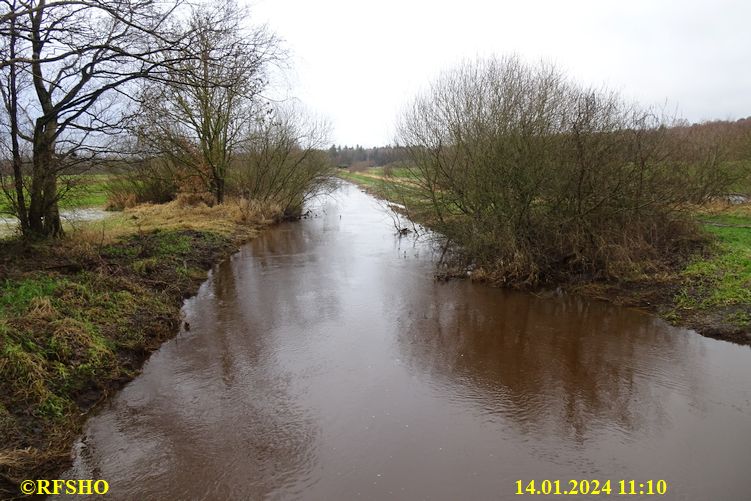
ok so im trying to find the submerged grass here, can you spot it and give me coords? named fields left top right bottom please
left=0, top=196, right=280, bottom=496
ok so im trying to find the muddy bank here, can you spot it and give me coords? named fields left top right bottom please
left=573, top=279, right=751, bottom=346
left=0, top=225, right=265, bottom=498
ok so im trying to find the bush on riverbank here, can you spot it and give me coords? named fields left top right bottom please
left=395, top=56, right=750, bottom=285
left=105, top=159, right=180, bottom=210
left=227, top=107, right=336, bottom=219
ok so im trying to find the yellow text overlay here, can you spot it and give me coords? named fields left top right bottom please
left=20, top=479, right=109, bottom=496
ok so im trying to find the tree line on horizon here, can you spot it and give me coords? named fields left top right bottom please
left=329, top=116, right=751, bottom=176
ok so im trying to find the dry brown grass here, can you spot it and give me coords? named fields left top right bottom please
left=105, top=190, right=138, bottom=211
left=0, top=444, right=73, bottom=487
left=0, top=448, right=47, bottom=481
left=25, top=297, right=57, bottom=321
left=694, top=200, right=751, bottom=218
left=69, top=196, right=283, bottom=247
left=124, top=197, right=282, bottom=234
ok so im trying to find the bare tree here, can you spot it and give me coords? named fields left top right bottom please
left=0, top=0, right=27, bottom=228
left=133, top=0, right=282, bottom=205
left=0, top=0, right=186, bottom=237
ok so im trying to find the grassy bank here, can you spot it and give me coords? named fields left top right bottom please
left=338, top=168, right=403, bottom=196
left=670, top=206, right=751, bottom=342
left=0, top=198, right=280, bottom=497
left=341, top=167, right=751, bottom=345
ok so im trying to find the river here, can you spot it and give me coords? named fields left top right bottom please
left=60, top=183, right=751, bottom=500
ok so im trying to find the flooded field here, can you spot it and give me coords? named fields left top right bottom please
left=0, top=208, right=109, bottom=238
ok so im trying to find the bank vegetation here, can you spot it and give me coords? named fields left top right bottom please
left=395, top=57, right=750, bottom=284
left=0, top=0, right=334, bottom=494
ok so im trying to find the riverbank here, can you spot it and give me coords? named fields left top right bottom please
left=340, top=168, right=751, bottom=346
left=0, top=198, right=280, bottom=497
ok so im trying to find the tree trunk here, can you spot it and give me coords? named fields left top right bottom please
left=28, top=155, right=45, bottom=236
left=5, top=14, right=28, bottom=232
left=28, top=116, right=62, bottom=237
left=215, top=175, right=225, bottom=204
left=43, top=172, right=62, bottom=237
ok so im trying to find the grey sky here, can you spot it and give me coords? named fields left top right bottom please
left=250, top=0, right=751, bottom=146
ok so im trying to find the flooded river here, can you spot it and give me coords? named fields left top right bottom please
left=62, top=184, right=751, bottom=500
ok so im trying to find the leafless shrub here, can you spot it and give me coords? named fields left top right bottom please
left=396, top=56, right=730, bottom=285
left=666, top=120, right=751, bottom=203
left=228, top=105, right=336, bottom=218
left=130, top=0, right=283, bottom=206
left=105, top=159, right=180, bottom=210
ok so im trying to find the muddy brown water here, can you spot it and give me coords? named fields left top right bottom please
left=60, top=184, right=751, bottom=500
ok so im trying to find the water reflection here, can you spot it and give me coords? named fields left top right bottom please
left=395, top=289, right=692, bottom=442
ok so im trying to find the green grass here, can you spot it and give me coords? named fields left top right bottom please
left=0, top=272, right=121, bottom=425
left=0, top=173, right=110, bottom=215
left=0, top=275, right=59, bottom=314
left=367, top=165, right=417, bottom=179
left=338, top=170, right=385, bottom=189
left=155, top=231, right=193, bottom=255
left=59, top=173, right=111, bottom=209
left=341, top=165, right=417, bottom=181
left=338, top=168, right=426, bottom=206
left=696, top=212, right=751, bottom=227
left=675, top=208, right=751, bottom=329
left=679, top=224, right=751, bottom=307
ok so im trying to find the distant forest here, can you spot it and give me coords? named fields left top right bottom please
left=328, top=117, right=751, bottom=170
left=327, top=145, right=408, bottom=169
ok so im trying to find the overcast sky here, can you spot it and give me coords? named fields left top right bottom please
left=248, top=0, right=751, bottom=147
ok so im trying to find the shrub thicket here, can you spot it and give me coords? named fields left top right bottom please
left=396, top=56, right=750, bottom=285
left=105, top=159, right=179, bottom=210
left=227, top=107, right=336, bottom=218
left=107, top=107, right=335, bottom=218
